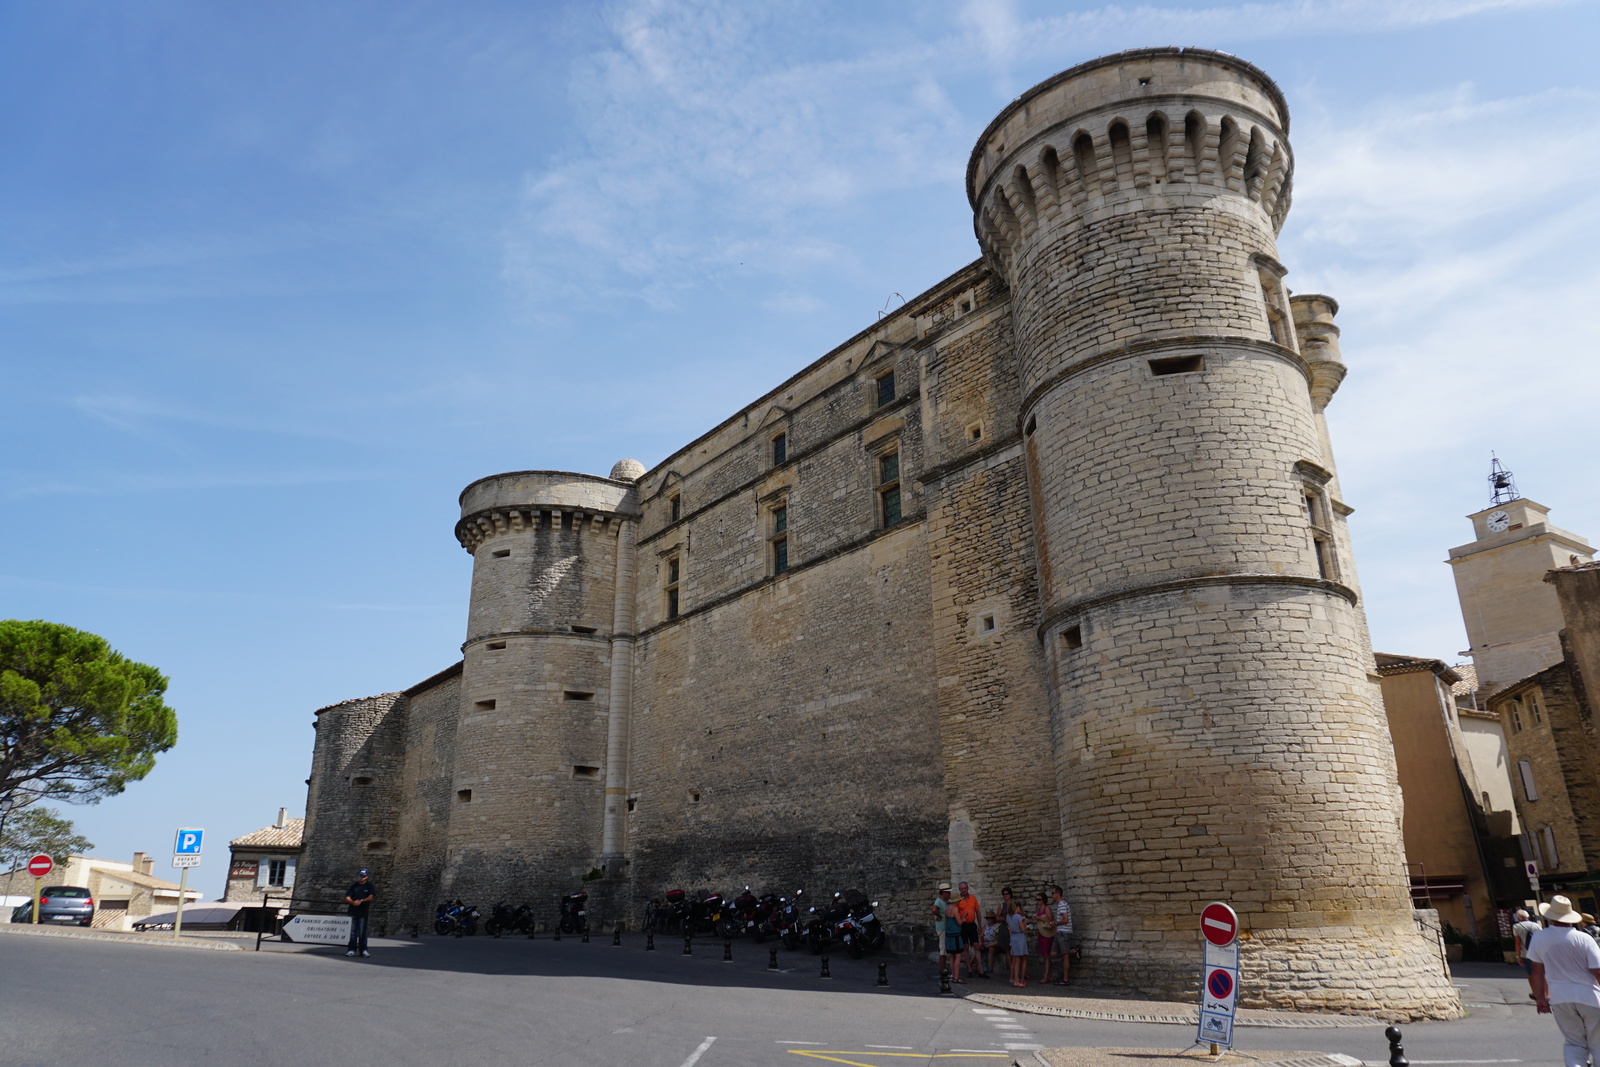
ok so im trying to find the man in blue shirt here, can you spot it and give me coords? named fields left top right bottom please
left=344, top=869, right=376, bottom=958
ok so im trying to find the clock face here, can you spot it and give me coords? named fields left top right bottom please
left=1487, top=510, right=1511, bottom=533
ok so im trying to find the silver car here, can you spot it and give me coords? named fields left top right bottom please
left=11, top=885, right=94, bottom=926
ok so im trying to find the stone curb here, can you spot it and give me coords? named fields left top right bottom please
left=1024, top=1050, right=1366, bottom=1067
left=0, top=922, right=243, bottom=952
left=967, top=992, right=1379, bottom=1029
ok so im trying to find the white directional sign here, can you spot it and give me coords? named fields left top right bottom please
left=281, top=914, right=352, bottom=945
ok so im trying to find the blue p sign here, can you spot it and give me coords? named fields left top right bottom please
left=174, top=828, right=204, bottom=855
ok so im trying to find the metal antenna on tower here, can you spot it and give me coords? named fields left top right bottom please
left=1488, top=454, right=1519, bottom=505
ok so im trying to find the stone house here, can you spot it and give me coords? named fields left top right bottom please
left=1376, top=653, right=1525, bottom=939
left=221, top=809, right=303, bottom=903
left=1489, top=562, right=1600, bottom=909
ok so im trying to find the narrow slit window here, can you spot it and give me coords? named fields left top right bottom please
left=569, top=625, right=598, bottom=635
left=491, top=548, right=511, bottom=558
left=563, top=690, right=595, bottom=702
left=457, top=789, right=472, bottom=803
left=1149, top=355, right=1204, bottom=376
left=772, top=433, right=787, bottom=465
left=473, top=699, right=496, bottom=711
left=876, top=370, right=896, bottom=407
left=486, top=641, right=506, bottom=650
left=572, top=765, right=600, bottom=779
left=665, top=556, right=681, bottom=619
left=878, top=453, right=902, bottom=527
left=1062, top=625, right=1083, bottom=649
left=967, top=422, right=983, bottom=443
left=669, top=495, right=681, bottom=522
left=979, top=613, right=996, bottom=633
left=771, top=504, right=789, bottom=575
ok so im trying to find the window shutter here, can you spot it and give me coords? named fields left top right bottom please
left=1519, top=760, right=1539, bottom=802
left=284, top=856, right=297, bottom=888
left=255, top=858, right=269, bottom=888
left=1543, top=827, right=1559, bottom=870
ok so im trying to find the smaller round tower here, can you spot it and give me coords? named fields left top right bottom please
left=443, top=469, right=640, bottom=908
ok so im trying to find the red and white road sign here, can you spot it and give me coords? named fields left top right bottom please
left=26, top=854, right=53, bottom=878
left=1201, top=902, right=1238, bottom=947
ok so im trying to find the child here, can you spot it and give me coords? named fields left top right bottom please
left=1006, top=901, right=1029, bottom=988
left=981, top=910, right=1001, bottom=977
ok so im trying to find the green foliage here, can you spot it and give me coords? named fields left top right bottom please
left=0, top=805, right=93, bottom=869
left=0, top=620, right=178, bottom=804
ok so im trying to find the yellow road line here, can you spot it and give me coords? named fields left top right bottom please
left=787, top=1052, right=1011, bottom=1066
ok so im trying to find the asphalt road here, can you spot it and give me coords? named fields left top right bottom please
left=0, top=934, right=1567, bottom=1067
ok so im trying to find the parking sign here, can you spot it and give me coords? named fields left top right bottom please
left=173, top=827, right=204, bottom=868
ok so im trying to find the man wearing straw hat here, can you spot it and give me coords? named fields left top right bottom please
left=1527, top=894, right=1600, bottom=1067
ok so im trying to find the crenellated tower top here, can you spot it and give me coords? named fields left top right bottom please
left=967, top=47, right=1294, bottom=279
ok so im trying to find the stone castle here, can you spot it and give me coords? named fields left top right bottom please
left=297, top=48, right=1460, bottom=1017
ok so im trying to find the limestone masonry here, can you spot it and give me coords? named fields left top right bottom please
left=297, top=48, right=1460, bottom=1018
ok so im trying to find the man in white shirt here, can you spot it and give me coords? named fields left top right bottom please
left=1528, top=895, right=1600, bottom=1067
left=1517, top=908, right=1547, bottom=1000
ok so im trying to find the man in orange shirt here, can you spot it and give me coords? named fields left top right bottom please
left=954, top=882, right=984, bottom=979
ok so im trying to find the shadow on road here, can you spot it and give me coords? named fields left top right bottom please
left=276, top=930, right=952, bottom=999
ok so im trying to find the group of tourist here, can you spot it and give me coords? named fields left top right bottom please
left=932, top=881, right=1075, bottom=989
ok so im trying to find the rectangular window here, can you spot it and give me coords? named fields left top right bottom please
left=773, top=505, right=787, bottom=534
left=572, top=765, right=600, bottom=779
left=473, top=699, right=496, bottom=711
left=1531, top=692, right=1544, bottom=725
left=876, top=370, right=896, bottom=407
left=878, top=452, right=901, bottom=527
left=1149, top=355, right=1205, bottom=376
left=665, top=556, right=681, bottom=619
left=1062, top=625, right=1083, bottom=649
left=563, top=690, right=595, bottom=702
left=267, top=859, right=287, bottom=886
left=1519, top=759, right=1539, bottom=802
left=668, top=559, right=679, bottom=584
left=773, top=537, right=788, bottom=574
left=457, top=789, right=472, bottom=803
left=772, top=433, right=787, bottom=465
left=1510, top=705, right=1524, bottom=732
left=669, top=495, right=681, bottom=522
left=486, top=641, right=506, bottom=650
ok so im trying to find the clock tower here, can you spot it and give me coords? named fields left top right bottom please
left=1448, top=464, right=1595, bottom=696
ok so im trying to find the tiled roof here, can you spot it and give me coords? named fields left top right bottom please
left=229, top=818, right=304, bottom=849
left=98, top=868, right=195, bottom=893
left=1374, top=652, right=1460, bottom=684
left=1450, top=663, right=1479, bottom=697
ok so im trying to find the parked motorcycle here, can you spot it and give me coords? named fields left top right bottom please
left=434, top=899, right=479, bottom=937
left=485, top=901, right=515, bottom=938
left=558, top=892, right=589, bottom=935
left=682, top=891, right=724, bottom=937
left=851, top=897, right=886, bottom=955
left=772, top=891, right=806, bottom=950
left=719, top=886, right=763, bottom=941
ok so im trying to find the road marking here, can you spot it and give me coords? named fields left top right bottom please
left=777, top=1041, right=826, bottom=1045
left=971, top=1008, right=1008, bottom=1014
left=1363, top=1062, right=1523, bottom=1065
left=679, top=1036, right=717, bottom=1067
left=788, top=1053, right=1010, bottom=1064
left=1004, top=1044, right=1044, bottom=1052
left=865, top=1046, right=914, bottom=1050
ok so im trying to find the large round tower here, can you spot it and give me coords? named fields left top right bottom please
left=444, top=469, right=640, bottom=908
left=969, top=48, right=1458, bottom=1015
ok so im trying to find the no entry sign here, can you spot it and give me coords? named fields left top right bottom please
left=26, top=854, right=52, bottom=878
left=1201, top=902, right=1238, bottom=947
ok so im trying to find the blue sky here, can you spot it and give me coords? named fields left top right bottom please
left=3, top=0, right=1597, bottom=899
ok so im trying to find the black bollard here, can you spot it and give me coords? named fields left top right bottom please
left=683, top=936, right=693, bottom=956
left=768, top=948, right=779, bottom=971
left=582, top=928, right=590, bottom=943
left=527, top=925, right=536, bottom=940
left=877, top=962, right=889, bottom=987
left=723, top=940, right=734, bottom=962
left=553, top=928, right=561, bottom=941
left=412, top=925, right=419, bottom=939
left=1386, top=1027, right=1409, bottom=1067
left=939, top=964, right=952, bottom=995
left=613, top=927, right=622, bottom=947
left=820, top=954, right=832, bottom=979
left=646, top=930, right=655, bottom=951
